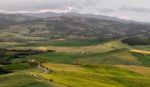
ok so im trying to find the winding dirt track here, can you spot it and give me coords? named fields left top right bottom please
left=31, top=65, right=67, bottom=87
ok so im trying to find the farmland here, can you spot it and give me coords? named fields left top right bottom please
left=0, top=5, right=150, bottom=87
left=0, top=39, right=150, bottom=87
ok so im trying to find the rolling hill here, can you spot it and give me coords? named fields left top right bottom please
left=0, top=13, right=39, bottom=27
left=0, top=14, right=149, bottom=42
left=0, top=13, right=150, bottom=87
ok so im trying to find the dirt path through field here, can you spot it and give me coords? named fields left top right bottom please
left=31, top=65, right=67, bottom=87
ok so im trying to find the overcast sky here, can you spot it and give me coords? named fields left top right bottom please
left=0, top=0, right=150, bottom=22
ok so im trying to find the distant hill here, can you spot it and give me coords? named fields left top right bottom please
left=0, top=13, right=149, bottom=42
left=23, top=12, right=138, bottom=23
left=0, top=13, right=39, bottom=26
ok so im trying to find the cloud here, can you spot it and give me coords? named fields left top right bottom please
left=0, top=0, right=102, bottom=13
left=0, top=0, right=72, bottom=11
left=120, top=6, right=150, bottom=13
left=98, top=9, right=116, bottom=13
left=0, top=6, right=72, bottom=13
left=98, top=6, right=150, bottom=14
left=0, top=0, right=150, bottom=22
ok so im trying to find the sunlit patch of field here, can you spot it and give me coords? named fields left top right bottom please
left=0, top=42, right=22, bottom=46
left=0, top=33, right=45, bottom=40
left=116, top=65, right=150, bottom=76
left=130, top=49, right=150, bottom=54
left=0, top=73, right=51, bottom=87
left=35, top=63, right=150, bottom=87
left=36, top=40, right=130, bottom=53
left=42, top=45, right=114, bottom=53
left=12, top=44, right=114, bottom=54
left=11, top=40, right=126, bottom=53
left=44, top=40, right=128, bottom=53
left=102, top=40, right=131, bottom=49
left=2, top=39, right=150, bottom=87
left=43, top=63, right=85, bottom=72
left=8, top=40, right=131, bottom=55
left=79, top=49, right=141, bottom=65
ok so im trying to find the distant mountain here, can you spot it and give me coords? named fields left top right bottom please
left=23, top=12, right=142, bottom=23
left=0, top=15, right=149, bottom=41
left=0, top=13, right=39, bottom=26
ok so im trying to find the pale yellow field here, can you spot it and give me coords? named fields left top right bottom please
left=103, top=40, right=131, bottom=49
left=37, top=40, right=127, bottom=53
left=129, top=49, right=150, bottom=54
left=10, top=40, right=129, bottom=53
left=0, top=42, right=21, bottom=46
left=37, top=45, right=114, bottom=53
left=43, top=63, right=84, bottom=72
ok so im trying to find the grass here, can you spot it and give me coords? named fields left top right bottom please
left=37, top=63, right=150, bottom=87
left=23, top=39, right=107, bottom=47
left=19, top=82, right=53, bottom=87
left=43, top=63, right=84, bottom=72
left=0, top=73, right=51, bottom=87
left=1, top=39, right=150, bottom=87
left=28, top=49, right=137, bottom=65
left=0, top=33, right=45, bottom=40
left=0, top=42, right=21, bottom=46
left=131, top=53, right=150, bottom=66
left=116, top=65, right=150, bottom=77
left=9, top=40, right=117, bottom=54
left=133, top=45, right=150, bottom=51
left=78, top=49, right=141, bottom=65
left=2, top=63, right=30, bottom=71
left=29, top=52, right=78, bottom=64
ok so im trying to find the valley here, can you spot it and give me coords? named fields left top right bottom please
left=0, top=13, right=149, bottom=87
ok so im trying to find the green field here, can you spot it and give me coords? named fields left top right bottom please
left=37, top=63, right=150, bottom=87
left=0, top=73, right=51, bottom=87
left=0, top=39, right=150, bottom=87
left=18, top=39, right=106, bottom=47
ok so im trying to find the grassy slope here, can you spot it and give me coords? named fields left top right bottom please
left=78, top=49, right=141, bottom=65
left=0, top=33, right=45, bottom=40
left=1, top=39, right=119, bottom=53
left=21, top=39, right=106, bottom=47
left=116, top=65, right=150, bottom=76
left=2, top=63, right=30, bottom=71
left=30, top=52, right=77, bottom=64
left=1, top=40, right=150, bottom=87
left=8, top=40, right=150, bottom=66
left=131, top=53, right=150, bottom=66
left=37, top=63, right=150, bottom=87
left=0, top=73, right=51, bottom=87
left=133, top=45, right=150, bottom=51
